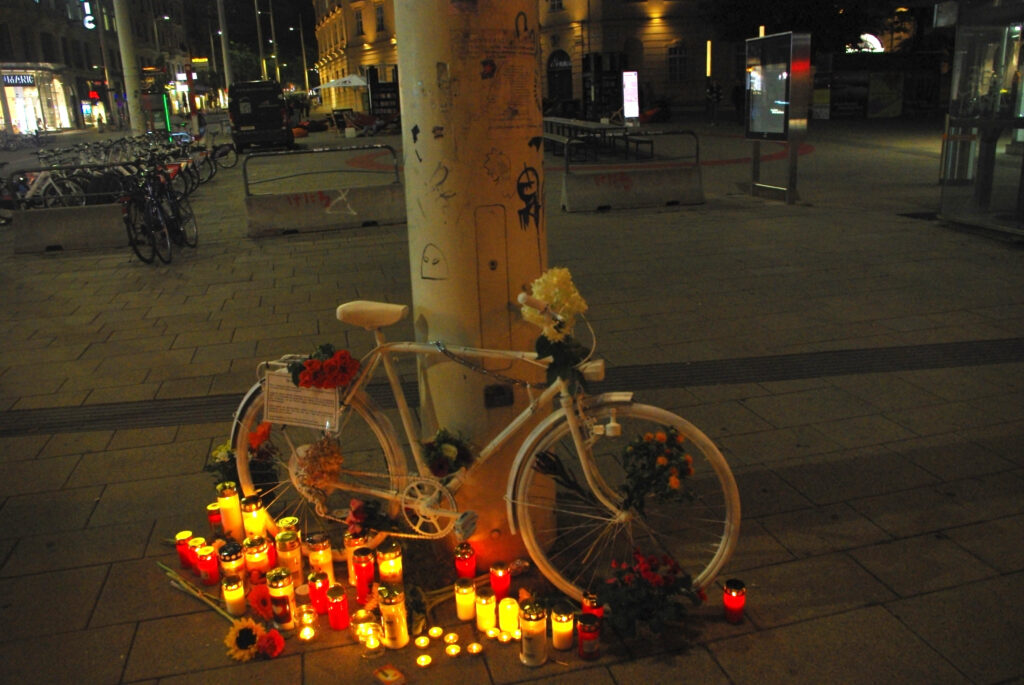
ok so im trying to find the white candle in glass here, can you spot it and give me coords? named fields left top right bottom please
left=454, top=578, right=476, bottom=621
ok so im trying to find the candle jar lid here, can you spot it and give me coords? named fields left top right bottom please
left=175, top=530, right=193, bottom=542
left=377, top=583, right=404, bottom=604
left=578, top=613, right=600, bottom=631
left=267, top=567, right=293, bottom=588
left=243, top=536, right=268, bottom=552
left=276, top=516, right=300, bottom=532
left=551, top=602, right=574, bottom=620
left=206, top=502, right=220, bottom=513
left=376, top=539, right=401, bottom=560
left=454, top=542, right=475, bottom=559
left=352, top=546, right=375, bottom=563
left=222, top=574, right=243, bottom=591
left=275, top=531, right=300, bottom=551
left=344, top=530, right=368, bottom=545
left=308, top=570, right=329, bottom=585
left=326, top=585, right=347, bottom=601
left=305, top=532, right=331, bottom=551
left=188, top=537, right=207, bottom=549
left=240, top=495, right=263, bottom=512
left=455, top=578, right=474, bottom=593
left=197, top=545, right=216, bottom=559
left=216, top=481, right=238, bottom=496
left=725, top=578, right=746, bottom=594
left=489, top=561, right=508, bottom=574
left=476, top=586, right=495, bottom=602
left=519, top=601, right=545, bottom=622
left=219, top=541, right=243, bottom=562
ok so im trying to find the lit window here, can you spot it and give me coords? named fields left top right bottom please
left=375, top=4, right=385, bottom=32
left=549, top=0, right=564, bottom=9
left=354, top=9, right=364, bottom=36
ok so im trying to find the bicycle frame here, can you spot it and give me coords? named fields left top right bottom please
left=254, top=326, right=621, bottom=529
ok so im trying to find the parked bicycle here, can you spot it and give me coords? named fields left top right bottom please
left=229, top=273, right=740, bottom=600
left=123, top=159, right=198, bottom=264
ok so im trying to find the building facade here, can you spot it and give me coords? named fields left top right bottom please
left=0, top=0, right=195, bottom=133
left=311, top=0, right=737, bottom=120
left=313, top=0, right=397, bottom=114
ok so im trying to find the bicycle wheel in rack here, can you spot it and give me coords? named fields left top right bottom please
left=171, top=191, right=198, bottom=247
left=197, top=154, right=216, bottom=184
left=232, top=385, right=407, bottom=559
left=124, top=197, right=155, bottom=263
left=216, top=144, right=238, bottom=168
left=511, top=401, right=740, bottom=601
left=147, top=200, right=173, bottom=264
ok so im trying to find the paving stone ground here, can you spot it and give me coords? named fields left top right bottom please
left=0, top=109, right=1021, bottom=684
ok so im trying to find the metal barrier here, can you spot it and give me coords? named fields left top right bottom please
left=7, top=162, right=133, bottom=253
left=558, top=129, right=704, bottom=212
left=242, top=144, right=404, bottom=237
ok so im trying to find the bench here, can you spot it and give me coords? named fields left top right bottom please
left=614, top=133, right=654, bottom=159
left=543, top=132, right=588, bottom=162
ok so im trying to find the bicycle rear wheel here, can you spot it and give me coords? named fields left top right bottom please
left=216, top=144, right=239, bottom=168
left=171, top=191, right=198, bottom=247
left=512, top=401, right=740, bottom=600
left=148, top=201, right=173, bottom=264
left=124, top=197, right=155, bottom=263
left=232, top=384, right=407, bottom=558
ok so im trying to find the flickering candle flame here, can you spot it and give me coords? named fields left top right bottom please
left=445, top=644, right=461, bottom=657
left=443, top=632, right=459, bottom=644
left=467, top=642, right=483, bottom=654
left=427, top=626, right=444, bottom=638
left=498, top=631, right=512, bottom=643
left=416, top=655, right=432, bottom=667
left=414, top=636, right=430, bottom=648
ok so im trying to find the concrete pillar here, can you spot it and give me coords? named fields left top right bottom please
left=395, top=0, right=547, bottom=567
left=112, top=0, right=146, bottom=135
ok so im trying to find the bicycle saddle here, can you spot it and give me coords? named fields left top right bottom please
left=336, top=300, right=409, bottom=329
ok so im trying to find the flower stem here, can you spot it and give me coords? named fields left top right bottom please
left=157, top=561, right=235, bottom=623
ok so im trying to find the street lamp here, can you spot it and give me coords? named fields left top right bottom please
left=254, top=0, right=267, bottom=79
left=290, top=23, right=309, bottom=92
left=269, top=0, right=281, bottom=83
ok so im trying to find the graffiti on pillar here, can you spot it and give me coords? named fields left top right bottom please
left=421, top=243, right=450, bottom=280
left=432, top=126, right=445, bottom=139
left=411, top=124, right=420, bottom=143
left=481, top=59, right=497, bottom=79
left=437, top=62, right=454, bottom=115
left=528, top=136, right=542, bottom=151
left=516, top=163, right=541, bottom=231
left=514, top=11, right=534, bottom=42
left=428, top=161, right=456, bottom=201
left=449, top=0, right=477, bottom=11
left=484, top=148, right=512, bottom=195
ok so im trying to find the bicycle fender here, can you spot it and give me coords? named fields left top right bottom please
left=504, top=391, right=633, bottom=535
left=229, top=380, right=265, bottom=447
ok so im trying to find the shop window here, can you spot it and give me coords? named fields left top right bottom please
left=668, top=42, right=687, bottom=83
left=0, top=24, right=13, bottom=60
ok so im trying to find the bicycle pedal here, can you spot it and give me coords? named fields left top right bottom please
left=454, top=511, right=478, bottom=541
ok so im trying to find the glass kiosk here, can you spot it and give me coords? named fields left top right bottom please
left=940, top=2, right=1024, bottom=235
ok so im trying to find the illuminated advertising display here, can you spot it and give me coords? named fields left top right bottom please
left=744, top=32, right=810, bottom=141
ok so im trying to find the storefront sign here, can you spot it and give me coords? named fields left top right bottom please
left=81, top=1, right=96, bottom=29
left=2, top=74, right=35, bottom=86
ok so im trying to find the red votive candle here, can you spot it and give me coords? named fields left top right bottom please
left=326, top=584, right=351, bottom=630
left=196, top=545, right=221, bottom=586
left=581, top=592, right=604, bottom=620
left=353, top=547, right=376, bottom=605
left=174, top=530, right=193, bottom=569
left=489, top=562, right=510, bottom=601
left=723, top=579, right=746, bottom=624
left=308, top=571, right=330, bottom=614
left=187, top=537, right=207, bottom=576
left=206, top=503, right=222, bottom=536
left=454, top=542, right=477, bottom=579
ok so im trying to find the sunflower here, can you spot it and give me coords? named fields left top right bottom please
left=225, top=618, right=265, bottom=662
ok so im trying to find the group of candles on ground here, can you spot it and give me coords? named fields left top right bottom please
left=170, top=481, right=748, bottom=671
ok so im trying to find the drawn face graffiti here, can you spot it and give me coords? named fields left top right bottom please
left=421, top=243, right=449, bottom=280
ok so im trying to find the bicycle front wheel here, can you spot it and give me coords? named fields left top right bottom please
left=233, top=386, right=407, bottom=559
left=124, top=197, right=155, bottom=263
left=512, top=401, right=740, bottom=600
left=148, top=202, right=173, bottom=264
left=218, top=145, right=239, bottom=168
